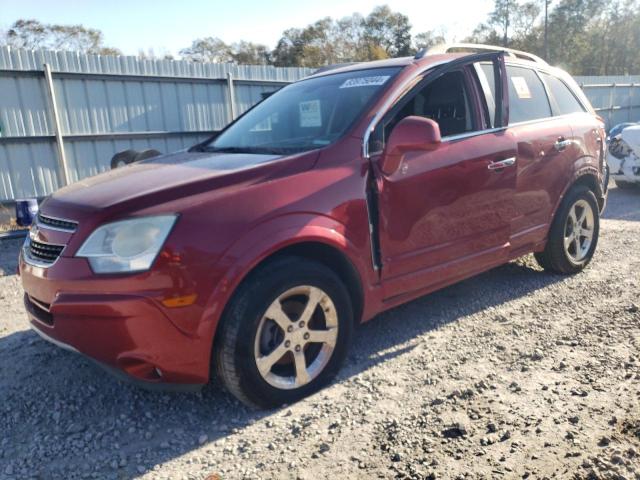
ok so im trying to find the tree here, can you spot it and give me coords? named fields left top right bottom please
left=468, top=0, right=640, bottom=75
left=362, top=5, right=413, bottom=57
left=413, top=30, right=447, bottom=52
left=1, top=19, right=120, bottom=55
left=270, top=6, right=415, bottom=67
left=180, top=37, right=233, bottom=63
left=230, top=41, right=270, bottom=65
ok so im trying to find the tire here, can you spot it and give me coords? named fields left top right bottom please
left=535, top=186, right=600, bottom=274
left=110, top=149, right=138, bottom=169
left=213, top=256, right=354, bottom=409
left=133, top=149, right=162, bottom=162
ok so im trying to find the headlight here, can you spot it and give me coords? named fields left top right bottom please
left=76, top=215, right=177, bottom=273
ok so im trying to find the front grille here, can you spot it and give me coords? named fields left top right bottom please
left=37, top=213, right=77, bottom=232
left=28, top=240, right=64, bottom=264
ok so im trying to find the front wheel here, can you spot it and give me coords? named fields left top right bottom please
left=535, top=186, right=600, bottom=274
left=213, top=257, right=353, bottom=409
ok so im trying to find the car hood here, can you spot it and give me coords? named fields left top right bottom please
left=42, top=150, right=318, bottom=218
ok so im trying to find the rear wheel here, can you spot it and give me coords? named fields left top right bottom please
left=535, top=186, right=599, bottom=274
left=214, top=257, right=353, bottom=409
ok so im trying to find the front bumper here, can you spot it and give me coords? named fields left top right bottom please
left=20, top=254, right=214, bottom=389
left=28, top=320, right=201, bottom=392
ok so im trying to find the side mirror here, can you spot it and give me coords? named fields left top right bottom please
left=379, top=116, right=441, bottom=175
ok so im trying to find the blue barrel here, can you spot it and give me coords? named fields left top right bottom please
left=15, top=198, right=39, bottom=227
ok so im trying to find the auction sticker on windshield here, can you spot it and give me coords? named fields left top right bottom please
left=299, top=100, right=322, bottom=127
left=340, top=76, right=390, bottom=89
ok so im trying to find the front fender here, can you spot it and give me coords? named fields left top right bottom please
left=196, top=212, right=374, bottom=344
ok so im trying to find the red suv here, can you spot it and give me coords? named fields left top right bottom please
left=20, top=45, right=607, bottom=408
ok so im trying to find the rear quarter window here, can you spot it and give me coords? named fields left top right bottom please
left=541, top=73, right=586, bottom=115
left=506, top=66, right=551, bottom=124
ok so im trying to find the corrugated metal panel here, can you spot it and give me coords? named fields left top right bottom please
left=3, top=45, right=639, bottom=201
left=235, top=84, right=282, bottom=115
left=0, top=46, right=313, bottom=201
left=575, top=75, right=640, bottom=128
left=63, top=135, right=210, bottom=181
left=0, top=141, right=59, bottom=199
left=0, top=46, right=313, bottom=80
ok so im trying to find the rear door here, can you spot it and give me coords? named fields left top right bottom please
left=541, top=72, right=605, bottom=188
left=493, top=64, right=575, bottom=254
left=371, top=53, right=519, bottom=299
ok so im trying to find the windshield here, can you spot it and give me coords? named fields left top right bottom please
left=201, top=67, right=401, bottom=155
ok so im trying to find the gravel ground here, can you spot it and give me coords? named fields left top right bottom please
left=1, top=185, right=639, bottom=480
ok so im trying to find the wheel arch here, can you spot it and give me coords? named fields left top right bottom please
left=203, top=216, right=372, bottom=353
left=555, top=168, right=604, bottom=217
left=571, top=170, right=605, bottom=211
left=256, top=241, right=365, bottom=325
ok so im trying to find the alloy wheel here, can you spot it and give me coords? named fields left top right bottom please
left=254, top=285, right=338, bottom=390
left=563, top=199, right=595, bottom=263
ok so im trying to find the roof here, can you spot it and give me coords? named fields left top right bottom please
left=307, top=54, right=461, bottom=79
left=307, top=44, right=551, bottom=80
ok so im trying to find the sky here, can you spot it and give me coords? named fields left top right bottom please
left=0, top=0, right=495, bottom=57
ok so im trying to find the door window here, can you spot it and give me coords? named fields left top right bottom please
left=477, top=63, right=497, bottom=128
left=541, top=73, right=586, bottom=116
left=506, top=66, right=551, bottom=124
left=370, top=70, right=477, bottom=152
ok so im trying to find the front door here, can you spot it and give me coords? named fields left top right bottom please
left=370, top=54, right=518, bottom=300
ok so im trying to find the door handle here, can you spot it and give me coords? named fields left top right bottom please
left=487, top=157, right=516, bottom=170
left=554, top=137, right=572, bottom=151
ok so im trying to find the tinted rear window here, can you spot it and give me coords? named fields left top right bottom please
left=542, top=73, right=586, bottom=116
left=506, top=66, right=551, bottom=124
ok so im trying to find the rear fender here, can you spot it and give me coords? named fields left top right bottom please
left=538, top=163, right=602, bottom=251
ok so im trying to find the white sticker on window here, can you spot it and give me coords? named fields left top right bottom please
left=340, top=76, right=390, bottom=89
left=511, top=76, right=532, bottom=99
left=299, top=100, right=322, bottom=127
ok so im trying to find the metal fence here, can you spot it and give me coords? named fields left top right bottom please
left=0, top=47, right=313, bottom=202
left=574, top=75, right=640, bottom=129
left=1, top=46, right=639, bottom=203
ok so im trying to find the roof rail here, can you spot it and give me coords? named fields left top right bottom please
left=417, top=43, right=548, bottom=66
left=313, top=62, right=361, bottom=75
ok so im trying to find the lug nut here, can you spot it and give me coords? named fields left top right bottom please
left=284, top=340, right=291, bottom=348
left=304, top=333, right=310, bottom=340
left=298, top=321, right=305, bottom=328
left=295, top=345, right=301, bottom=352
left=287, top=325, right=294, bottom=333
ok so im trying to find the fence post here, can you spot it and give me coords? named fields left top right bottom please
left=43, top=63, right=70, bottom=186
left=226, top=72, right=237, bottom=122
left=630, top=83, right=636, bottom=122
left=608, top=82, right=616, bottom=127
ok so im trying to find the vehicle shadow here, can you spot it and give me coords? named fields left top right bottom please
left=0, top=256, right=567, bottom=478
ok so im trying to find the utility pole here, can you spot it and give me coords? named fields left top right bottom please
left=544, top=0, right=550, bottom=61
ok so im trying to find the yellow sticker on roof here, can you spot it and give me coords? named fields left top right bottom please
left=511, top=76, right=532, bottom=99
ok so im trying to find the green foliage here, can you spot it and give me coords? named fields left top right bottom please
left=2, top=2, right=639, bottom=74
left=469, top=0, right=640, bottom=75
